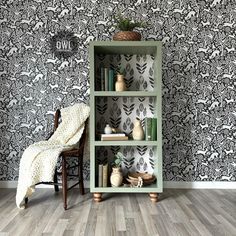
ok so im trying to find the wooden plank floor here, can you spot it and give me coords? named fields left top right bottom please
left=0, top=188, right=235, bottom=236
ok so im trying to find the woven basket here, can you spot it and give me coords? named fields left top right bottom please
left=127, top=172, right=156, bottom=186
left=128, top=172, right=154, bottom=181
left=113, top=31, right=141, bottom=41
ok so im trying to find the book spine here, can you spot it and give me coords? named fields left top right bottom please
left=101, top=67, right=105, bottom=91
left=102, top=163, right=108, bottom=187
left=108, top=69, right=114, bottom=91
left=98, top=164, right=103, bottom=187
left=95, top=67, right=100, bottom=91
left=104, top=68, right=109, bottom=91
left=145, top=117, right=152, bottom=141
left=101, top=136, right=128, bottom=141
left=151, top=118, right=157, bottom=141
left=101, top=133, right=125, bottom=137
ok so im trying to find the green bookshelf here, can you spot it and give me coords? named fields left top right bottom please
left=89, top=41, right=162, bottom=202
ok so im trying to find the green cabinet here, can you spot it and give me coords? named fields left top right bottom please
left=89, top=41, right=162, bottom=202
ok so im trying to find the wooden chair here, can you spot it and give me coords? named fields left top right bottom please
left=25, top=109, right=88, bottom=210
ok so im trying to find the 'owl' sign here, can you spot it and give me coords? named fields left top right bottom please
left=50, top=31, right=78, bottom=59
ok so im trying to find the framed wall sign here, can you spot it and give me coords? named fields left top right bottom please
left=50, top=30, right=78, bottom=59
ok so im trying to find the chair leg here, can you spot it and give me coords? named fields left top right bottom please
left=79, top=157, right=85, bottom=195
left=54, top=170, right=59, bottom=192
left=62, top=156, right=67, bottom=210
left=25, top=197, right=28, bottom=204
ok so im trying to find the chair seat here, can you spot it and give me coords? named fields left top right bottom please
left=61, top=149, right=82, bottom=157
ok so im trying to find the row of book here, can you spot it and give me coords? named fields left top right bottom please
left=97, top=67, right=115, bottom=91
left=98, top=163, right=108, bottom=187
left=145, top=118, right=157, bottom=141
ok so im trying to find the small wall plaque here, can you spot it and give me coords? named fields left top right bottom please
left=50, top=30, right=78, bottom=59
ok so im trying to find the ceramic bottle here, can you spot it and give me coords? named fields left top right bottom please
left=104, top=124, right=112, bottom=134
left=115, top=74, right=126, bottom=91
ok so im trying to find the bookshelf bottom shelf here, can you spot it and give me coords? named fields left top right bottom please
left=90, top=184, right=162, bottom=202
left=92, top=191, right=159, bottom=202
left=91, top=184, right=162, bottom=193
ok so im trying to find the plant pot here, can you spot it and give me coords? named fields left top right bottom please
left=110, top=167, right=123, bottom=187
left=113, top=31, right=141, bottom=41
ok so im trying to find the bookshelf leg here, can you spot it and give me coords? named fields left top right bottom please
left=93, top=193, right=102, bottom=202
left=149, top=193, right=158, bottom=202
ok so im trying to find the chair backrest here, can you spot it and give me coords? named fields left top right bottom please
left=53, top=109, right=88, bottom=149
left=54, top=109, right=61, bottom=131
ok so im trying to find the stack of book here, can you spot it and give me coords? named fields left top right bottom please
left=145, top=118, right=157, bottom=141
left=97, top=67, right=115, bottom=91
left=101, top=133, right=128, bottom=141
left=98, top=163, right=108, bottom=187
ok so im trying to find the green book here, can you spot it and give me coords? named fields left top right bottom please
left=96, top=67, right=101, bottom=91
left=145, top=117, right=152, bottom=141
left=104, top=67, right=109, bottom=91
left=101, top=67, right=105, bottom=91
left=108, top=69, right=114, bottom=91
left=151, top=118, right=157, bottom=141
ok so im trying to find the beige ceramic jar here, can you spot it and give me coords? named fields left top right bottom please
left=110, top=167, right=123, bottom=187
left=115, top=74, right=126, bottom=91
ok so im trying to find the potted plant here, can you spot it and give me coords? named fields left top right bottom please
left=113, top=14, right=147, bottom=41
left=110, top=152, right=124, bottom=187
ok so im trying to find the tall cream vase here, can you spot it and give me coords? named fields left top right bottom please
left=115, top=74, right=126, bottom=91
left=132, top=118, right=144, bottom=140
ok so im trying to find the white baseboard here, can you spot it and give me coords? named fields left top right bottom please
left=0, top=181, right=90, bottom=189
left=0, top=181, right=18, bottom=188
left=0, top=181, right=235, bottom=189
left=163, top=181, right=236, bottom=189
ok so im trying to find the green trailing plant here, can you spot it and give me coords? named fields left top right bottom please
left=116, top=65, right=125, bottom=75
left=113, top=152, right=125, bottom=168
left=114, top=14, right=147, bottom=31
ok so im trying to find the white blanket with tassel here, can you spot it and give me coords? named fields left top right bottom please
left=16, top=103, right=90, bottom=209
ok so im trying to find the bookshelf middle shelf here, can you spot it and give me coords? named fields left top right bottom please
left=94, top=91, right=158, bottom=97
left=94, top=141, right=158, bottom=146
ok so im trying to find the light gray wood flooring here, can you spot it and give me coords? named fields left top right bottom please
left=0, top=188, right=235, bottom=236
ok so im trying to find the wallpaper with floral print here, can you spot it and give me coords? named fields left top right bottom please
left=0, top=0, right=235, bottom=181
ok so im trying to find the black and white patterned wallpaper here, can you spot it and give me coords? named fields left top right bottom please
left=0, top=0, right=235, bottom=182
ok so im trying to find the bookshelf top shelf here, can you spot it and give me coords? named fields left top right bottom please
left=90, top=41, right=162, bottom=55
left=94, top=91, right=158, bottom=97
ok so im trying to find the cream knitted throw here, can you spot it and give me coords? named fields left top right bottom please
left=16, top=103, right=90, bottom=209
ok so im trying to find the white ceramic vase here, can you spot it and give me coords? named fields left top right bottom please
left=110, top=167, right=123, bottom=187
left=104, top=124, right=112, bottom=134
left=132, top=118, right=144, bottom=140
left=115, top=74, right=126, bottom=91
